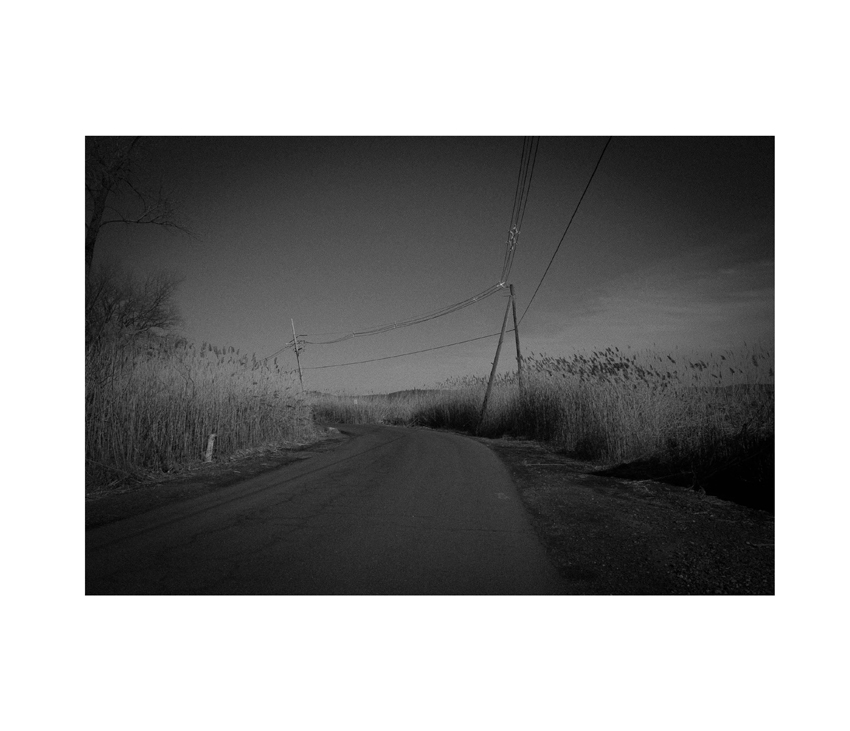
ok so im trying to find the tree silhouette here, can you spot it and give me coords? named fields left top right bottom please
left=86, top=262, right=184, bottom=352
left=85, top=137, right=192, bottom=280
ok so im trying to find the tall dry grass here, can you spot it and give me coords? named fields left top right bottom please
left=504, top=346, right=774, bottom=462
left=86, top=335, right=317, bottom=491
left=310, top=345, right=774, bottom=506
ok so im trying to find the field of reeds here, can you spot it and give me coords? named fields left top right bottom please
left=85, top=336, right=317, bottom=491
left=311, top=345, right=775, bottom=510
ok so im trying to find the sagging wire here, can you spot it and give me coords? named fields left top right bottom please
left=302, top=328, right=517, bottom=370
left=263, top=137, right=538, bottom=361
left=299, top=282, right=506, bottom=346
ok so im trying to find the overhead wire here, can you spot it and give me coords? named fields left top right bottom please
left=263, top=339, right=296, bottom=361
left=518, top=136, right=611, bottom=325
left=300, top=137, right=536, bottom=346
left=299, top=282, right=507, bottom=345
left=303, top=328, right=516, bottom=370
left=267, top=137, right=610, bottom=373
left=499, top=136, right=538, bottom=286
left=262, top=137, right=538, bottom=364
left=515, top=137, right=539, bottom=233
left=508, top=137, right=531, bottom=231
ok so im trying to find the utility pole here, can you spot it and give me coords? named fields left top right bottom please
left=478, top=288, right=513, bottom=431
left=510, top=283, right=524, bottom=394
left=291, top=318, right=305, bottom=393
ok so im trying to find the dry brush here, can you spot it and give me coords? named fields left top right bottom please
left=86, top=336, right=317, bottom=491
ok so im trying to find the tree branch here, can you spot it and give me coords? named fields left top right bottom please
left=98, top=217, right=192, bottom=234
left=86, top=137, right=193, bottom=279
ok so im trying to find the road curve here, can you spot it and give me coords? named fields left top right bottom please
left=86, top=425, right=567, bottom=594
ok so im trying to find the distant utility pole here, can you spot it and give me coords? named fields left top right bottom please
left=291, top=318, right=305, bottom=393
left=478, top=287, right=513, bottom=431
left=510, top=283, right=524, bottom=395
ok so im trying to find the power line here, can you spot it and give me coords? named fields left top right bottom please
left=300, top=283, right=507, bottom=345
left=264, top=339, right=296, bottom=361
left=508, top=137, right=532, bottom=231
left=303, top=329, right=516, bottom=370
left=499, top=136, right=538, bottom=284
left=263, top=137, right=538, bottom=361
left=263, top=286, right=507, bottom=358
left=304, top=136, right=536, bottom=346
left=515, top=137, right=539, bottom=233
left=270, top=138, right=535, bottom=355
left=518, top=136, right=612, bottom=325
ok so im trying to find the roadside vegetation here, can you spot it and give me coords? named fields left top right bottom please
left=84, top=260, right=773, bottom=510
left=85, top=141, right=316, bottom=494
left=311, top=345, right=775, bottom=509
left=85, top=266, right=316, bottom=492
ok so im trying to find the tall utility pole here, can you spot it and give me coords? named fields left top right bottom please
left=291, top=318, right=305, bottom=393
left=510, top=284, right=524, bottom=394
left=478, top=288, right=513, bottom=431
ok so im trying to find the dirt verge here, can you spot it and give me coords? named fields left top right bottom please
left=481, top=435, right=774, bottom=594
left=85, top=429, right=348, bottom=529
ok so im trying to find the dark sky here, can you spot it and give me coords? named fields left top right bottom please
left=92, top=136, right=774, bottom=393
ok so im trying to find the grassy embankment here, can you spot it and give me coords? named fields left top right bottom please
left=85, top=337, right=317, bottom=491
left=311, top=346, right=775, bottom=509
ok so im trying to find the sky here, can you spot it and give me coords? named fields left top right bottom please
left=90, top=136, right=774, bottom=394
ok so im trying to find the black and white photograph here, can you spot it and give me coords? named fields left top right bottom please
left=5, top=2, right=846, bottom=729
left=85, top=135, right=775, bottom=596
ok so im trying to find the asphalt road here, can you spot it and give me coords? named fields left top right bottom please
left=86, top=425, right=567, bottom=594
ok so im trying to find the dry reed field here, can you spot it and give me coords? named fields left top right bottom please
left=86, top=334, right=774, bottom=510
left=85, top=336, right=317, bottom=491
left=311, top=345, right=775, bottom=509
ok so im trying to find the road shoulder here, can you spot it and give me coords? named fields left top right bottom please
left=481, top=435, right=775, bottom=595
left=85, top=428, right=349, bottom=530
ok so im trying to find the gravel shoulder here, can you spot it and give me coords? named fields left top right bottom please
left=480, top=435, right=774, bottom=595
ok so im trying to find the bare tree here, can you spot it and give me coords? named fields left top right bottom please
left=85, top=137, right=192, bottom=280
left=86, top=262, right=184, bottom=352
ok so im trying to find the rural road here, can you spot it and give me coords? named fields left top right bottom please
left=86, top=425, right=567, bottom=594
